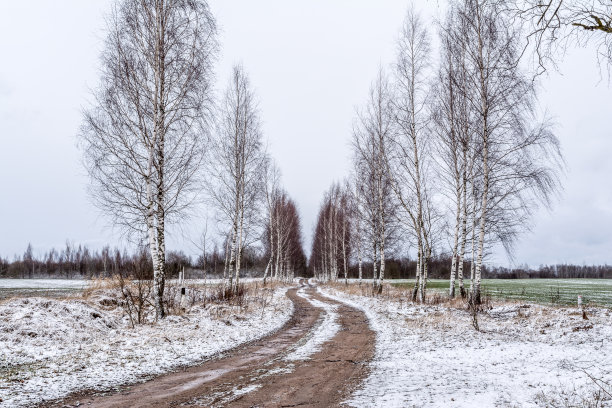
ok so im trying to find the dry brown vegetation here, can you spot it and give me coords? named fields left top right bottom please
left=75, top=277, right=292, bottom=327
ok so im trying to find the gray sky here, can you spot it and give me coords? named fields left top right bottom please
left=0, top=1, right=610, bottom=267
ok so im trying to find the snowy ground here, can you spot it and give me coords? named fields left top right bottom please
left=0, top=279, right=91, bottom=301
left=0, top=286, right=293, bottom=407
left=285, top=287, right=340, bottom=362
left=0, top=279, right=89, bottom=289
left=320, top=285, right=612, bottom=408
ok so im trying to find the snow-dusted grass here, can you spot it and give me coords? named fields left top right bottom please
left=285, top=287, right=340, bottom=361
left=321, top=284, right=612, bottom=408
left=166, top=277, right=265, bottom=286
left=0, top=285, right=293, bottom=407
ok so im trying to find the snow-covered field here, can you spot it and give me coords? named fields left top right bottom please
left=0, top=279, right=90, bottom=289
left=0, top=286, right=293, bottom=407
left=320, top=286, right=612, bottom=407
left=0, top=279, right=91, bottom=301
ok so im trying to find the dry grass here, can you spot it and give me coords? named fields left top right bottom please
left=80, top=277, right=122, bottom=299
left=325, top=281, right=476, bottom=309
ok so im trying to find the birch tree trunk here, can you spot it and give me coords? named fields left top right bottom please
left=223, top=236, right=230, bottom=295
left=473, top=135, right=488, bottom=304
left=372, top=240, right=378, bottom=287
left=472, top=1, right=490, bottom=305
left=358, top=245, right=363, bottom=285
left=449, top=197, right=461, bottom=298
left=458, top=164, right=469, bottom=298
left=342, top=219, right=348, bottom=285
left=263, top=258, right=272, bottom=285
left=228, top=225, right=237, bottom=291
left=412, top=250, right=421, bottom=302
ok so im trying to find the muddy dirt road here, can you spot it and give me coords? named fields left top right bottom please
left=46, top=283, right=375, bottom=408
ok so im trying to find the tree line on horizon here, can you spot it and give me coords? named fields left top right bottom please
left=1, top=241, right=610, bottom=280
left=0, top=240, right=306, bottom=280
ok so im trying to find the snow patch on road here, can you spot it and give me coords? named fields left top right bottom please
left=284, top=287, right=340, bottom=361
left=0, top=287, right=293, bottom=408
left=321, top=286, right=612, bottom=408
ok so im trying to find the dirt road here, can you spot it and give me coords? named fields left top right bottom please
left=45, top=283, right=375, bottom=408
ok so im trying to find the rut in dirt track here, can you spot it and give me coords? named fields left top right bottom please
left=44, top=282, right=375, bottom=408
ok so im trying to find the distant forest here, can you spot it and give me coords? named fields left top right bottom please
left=0, top=243, right=609, bottom=280
left=0, top=242, right=278, bottom=280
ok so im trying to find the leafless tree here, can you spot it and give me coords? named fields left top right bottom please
left=348, top=174, right=366, bottom=285
left=352, top=68, right=397, bottom=290
left=310, top=182, right=353, bottom=283
left=503, top=0, right=612, bottom=72
left=261, top=157, right=281, bottom=285
left=267, top=190, right=304, bottom=282
left=385, top=7, right=439, bottom=302
left=340, top=179, right=353, bottom=285
left=456, top=0, right=563, bottom=303
left=433, top=5, right=482, bottom=299
left=81, top=0, right=217, bottom=318
left=191, top=218, right=211, bottom=289
left=206, top=64, right=266, bottom=294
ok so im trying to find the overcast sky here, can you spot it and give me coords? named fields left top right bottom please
left=0, top=1, right=610, bottom=267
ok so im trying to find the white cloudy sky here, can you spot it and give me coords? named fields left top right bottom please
left=0, top=1, right=610, bottom=267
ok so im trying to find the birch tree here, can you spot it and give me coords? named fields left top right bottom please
left=81, top=0, right=217, bottom=318
left=352, top=158, right=380, bottom=285
left=340, top=180, right=353, bottom=285
left=457, top=0, right=563, bottom=303
left=352, top=68, right=396, bottom=291
left=433, top=6, right=480, bottom=299
left=349, top=174, right=366, bottom=285
left=266, top=190, right=306, bottom=282
left=206, top=64, right=265, bottom=294
left=385, top=8, right=437, bottom=302
left=310, top=187, right=336, bottom=281
left=262, top=158, right=281, bottom=285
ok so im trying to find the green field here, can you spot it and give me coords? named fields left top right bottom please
left=390, top=279, right=612, bottom=307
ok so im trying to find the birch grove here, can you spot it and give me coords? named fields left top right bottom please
left=434, top=6, right=478, bottom=299
left=310, top=183, right=353, bottom=283
left=81, top=0, right=217, bottom=318
left=455, top=0, right=562, bottom=303
left=265, top=190, right=306, bottom=283
left=262, top=159, right=281, bottom=285
left=311, top=0, right=562, bottom=302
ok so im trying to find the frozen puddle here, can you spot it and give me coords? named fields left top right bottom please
left=284, top=287, right=340, bottom=362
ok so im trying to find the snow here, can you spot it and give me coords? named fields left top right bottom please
left=0, top=286, right=293, bottom=407
left=284, top=287, right=340, bottom=361
left=166, top=277, right=265, bottom=285
left=320, top=286, right=612, bottom=407
left=0, top=279, right=89, bottom=289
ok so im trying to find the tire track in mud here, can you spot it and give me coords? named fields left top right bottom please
left=43, top=282, right=375, bottom=408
